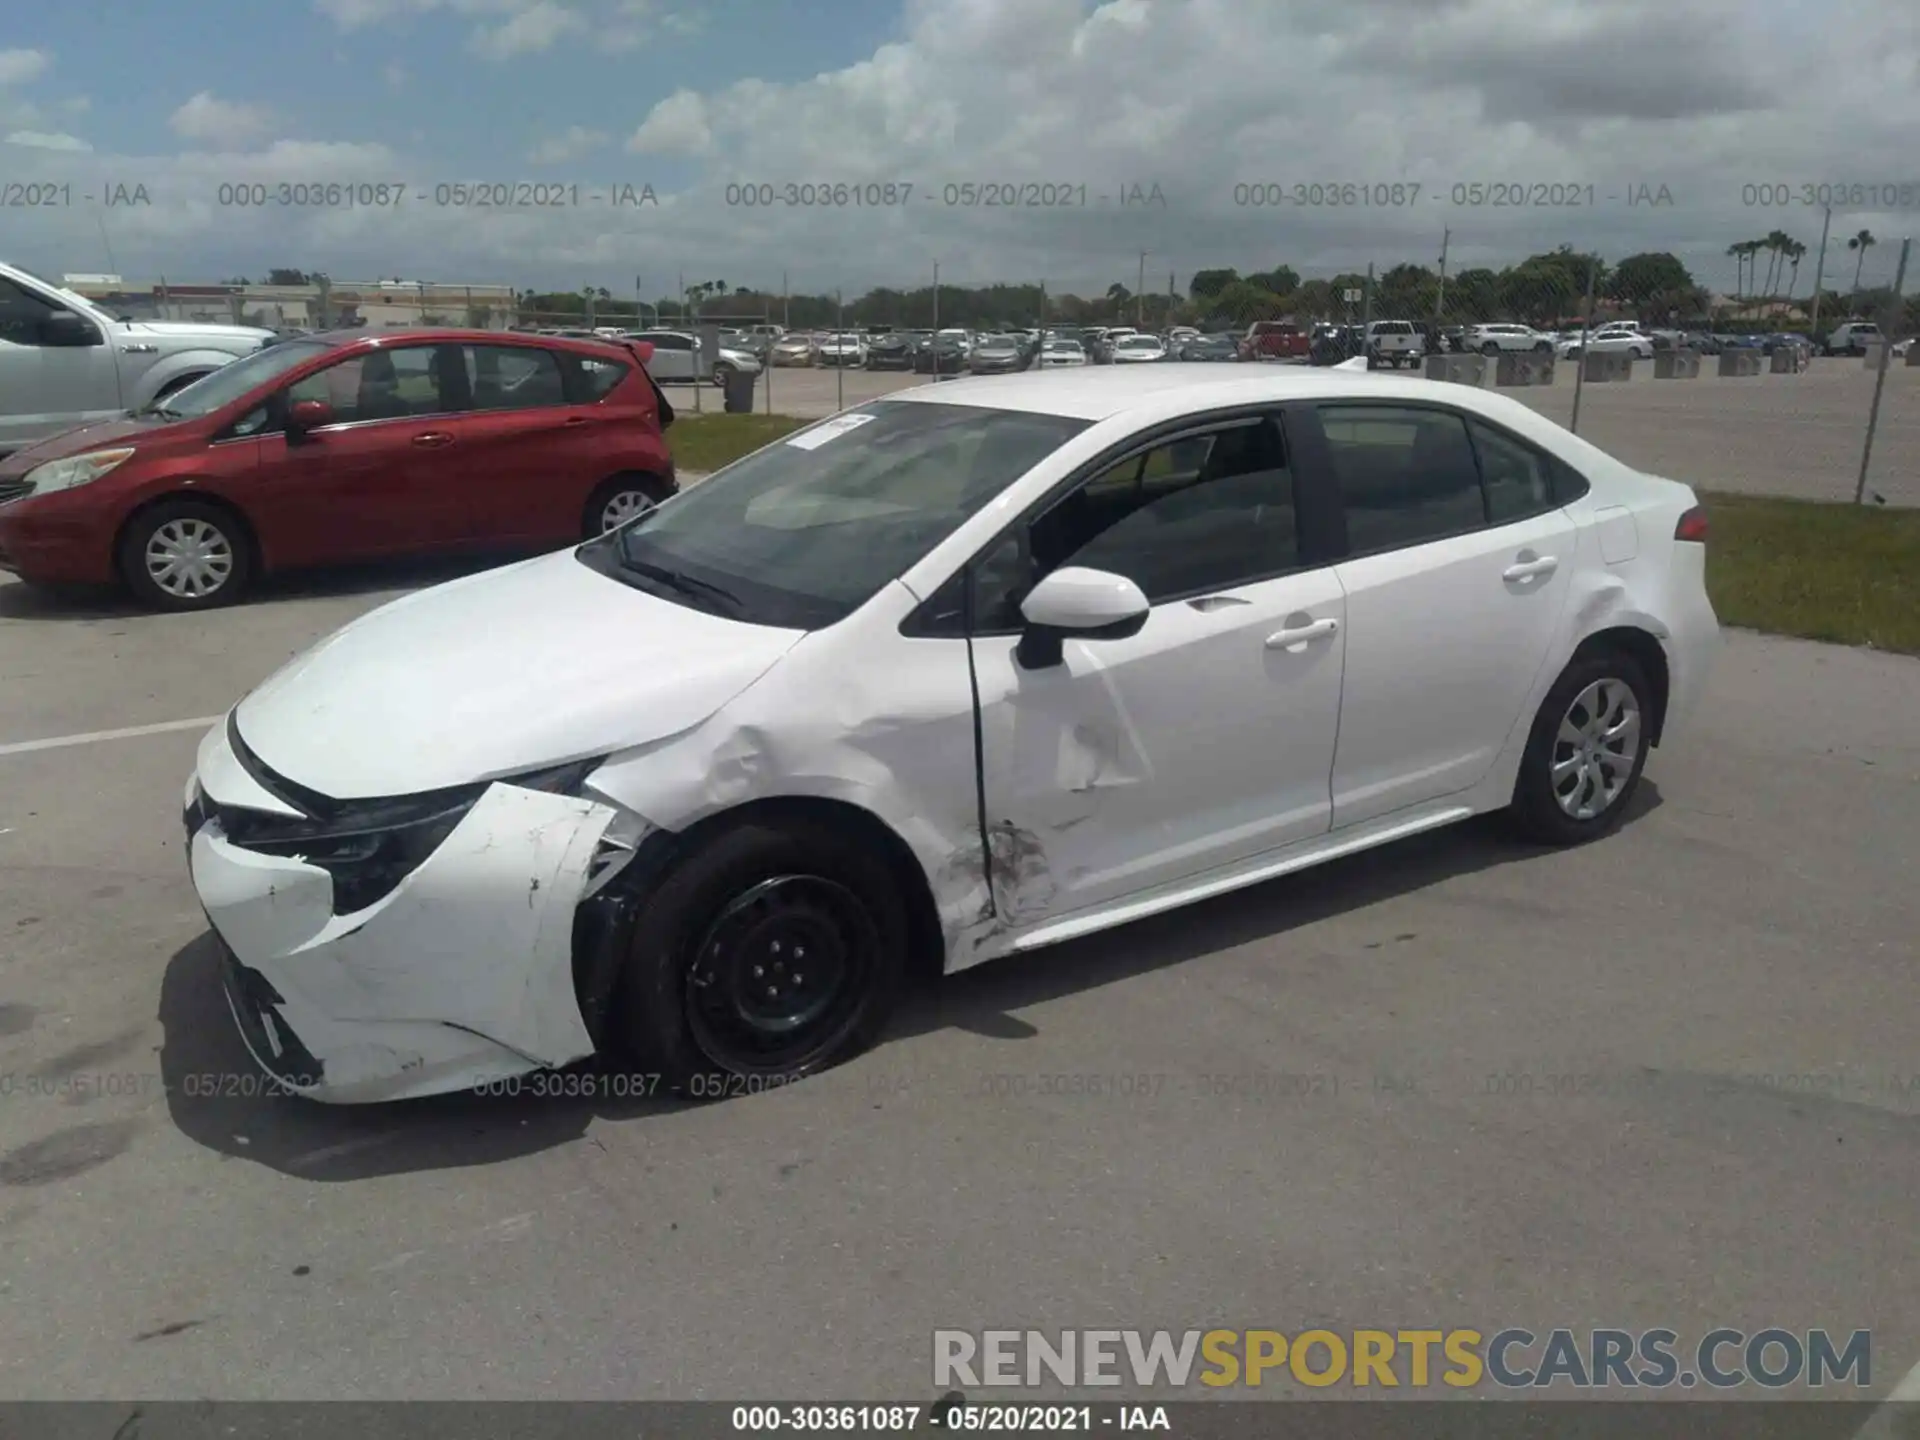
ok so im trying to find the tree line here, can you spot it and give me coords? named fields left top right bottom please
left=240, top=243, right=1911, bottom=333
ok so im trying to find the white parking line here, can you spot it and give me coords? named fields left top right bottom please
left=0, top=716, right=221, bottom=758
left=1852, top=1352, right=1920, bottom=1438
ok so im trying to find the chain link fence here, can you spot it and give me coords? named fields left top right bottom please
left=76, top=236, right=1918, bottom=505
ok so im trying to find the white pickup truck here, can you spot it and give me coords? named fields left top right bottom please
left=1364, top=319, right=1425, bottom=369
left=0, top=261, right=274, bottom=454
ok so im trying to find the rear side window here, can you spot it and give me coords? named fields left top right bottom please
left=1318, top=406, right=1484, bottom=553
left=463, top=345, right=567, bottom=410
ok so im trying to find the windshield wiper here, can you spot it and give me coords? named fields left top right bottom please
left=619, top=551, right=744, bottom=614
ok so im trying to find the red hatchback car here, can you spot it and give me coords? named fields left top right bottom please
left=0, top=328, right=677, bottom=609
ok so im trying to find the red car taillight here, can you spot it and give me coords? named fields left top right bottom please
left=1674, top=505, right=1708, bottom=543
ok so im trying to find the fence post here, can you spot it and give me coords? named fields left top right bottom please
left=1360, top=262, right=1374, bottom=335
left=1569, top=259, right=1599, bottom=434
left=1853, top=236, right=1911, bottom=504
left=836, top=289, right=845, bottom=412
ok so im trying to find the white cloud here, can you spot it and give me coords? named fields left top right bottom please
left=627, top=90, right=714, bottom=158
left=0, top=48, right=50, bottom=86
left=314, top=0, right=699, bottom=55
left=529, top=125, right=608, bottom=162
left=170, top=91, right=277, bottom=149
left=470, top=0, right=584, bottom=57
left=8, top=0, right=1920, bottom=301
left=4, top=129, right=91, bottom=152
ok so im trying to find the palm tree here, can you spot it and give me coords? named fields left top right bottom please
left=1784, top=239, right=1806, bottom=304
left=1106, top=282, right=1131, bottom=319
left=1733, top=239, right=1764, bottom=304
left=1848, top=230, right=1876, bottom=298
left=1760, top=230, right=1791, bottom=304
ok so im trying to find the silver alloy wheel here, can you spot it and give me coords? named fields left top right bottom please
left=1551, top=678, right=1641, bottom=820
left=599, top=489, right=655, bottom=533
left=145, top=517, right=235, bottom=599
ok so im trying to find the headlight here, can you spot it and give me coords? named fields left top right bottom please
left=23, top=448, right=136, bottom=496
left=221, top=756, right=607, bottom=915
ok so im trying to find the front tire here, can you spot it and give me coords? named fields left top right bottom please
left=118, top=498, right=253, bottom=611
left=612, top=818, right=907, bottom=1096
left=1507, top=651, right=1653, bottom=846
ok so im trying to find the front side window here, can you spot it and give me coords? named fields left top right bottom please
left=969, top=418, right=1299, bottom=630
left=578, top=401, right=1090, bottom=630
left=287, top=344, right=463, bottom=424
left=0, top=276, right=69, bottom=347
left=1318, top=405, right=1485, bottom=553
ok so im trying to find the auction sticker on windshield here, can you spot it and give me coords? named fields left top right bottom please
left=786, top=413, right=879, bottom=450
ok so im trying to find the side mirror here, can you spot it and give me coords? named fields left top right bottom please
left=286, top=399, right=334, bottom=437
left=40, top=310, right=101, bottom=347
left=1015, top=566, right=1150, bottom=669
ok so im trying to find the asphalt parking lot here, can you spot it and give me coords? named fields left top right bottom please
left=1, top=548, right=1917, bottom=1401
left=750, top=357, right=1920, bottom=507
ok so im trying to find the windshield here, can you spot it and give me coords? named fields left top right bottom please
left=577, top=401, right=1089, bottom=629
left=143, top=339, right=332, bottom=418
left=1119, top=337, right=1159, bottom=349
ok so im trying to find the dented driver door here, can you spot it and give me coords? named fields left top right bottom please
left=966, top=415, right=1347, bottom=928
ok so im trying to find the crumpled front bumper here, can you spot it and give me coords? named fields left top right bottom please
left=186, top=725, right=622, bottom=1104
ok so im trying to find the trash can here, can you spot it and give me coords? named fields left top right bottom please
left=722, top=366, right=757, bottom=414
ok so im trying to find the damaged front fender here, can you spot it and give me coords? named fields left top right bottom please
left=194, top=783, right=618, bottom=1103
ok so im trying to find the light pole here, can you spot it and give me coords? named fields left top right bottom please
left=1137, top=251, right=1147, bottom=328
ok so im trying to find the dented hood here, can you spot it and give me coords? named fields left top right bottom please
left=234, top=549, right=805, bottom=800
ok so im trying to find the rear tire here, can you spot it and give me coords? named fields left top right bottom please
left=1507, top=651, right=1654, bottom=846
left=611, top=818, right=907, bottom=1097
left=583, top=471, right=674, bottom=538
left=118, top=497, right=254, bottom=611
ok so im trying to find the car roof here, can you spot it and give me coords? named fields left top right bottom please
left=310, top=327, right=629, bottom=356
left=883, top=364, right=1559, bottom=422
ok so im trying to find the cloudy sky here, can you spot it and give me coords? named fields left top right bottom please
left=4, top=0, right=1919, bottom=298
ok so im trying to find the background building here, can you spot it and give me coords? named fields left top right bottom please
left=61, top=276, right=519, bottom=331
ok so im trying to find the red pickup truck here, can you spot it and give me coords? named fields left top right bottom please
left=1239, top=319, right=1310, bottom=361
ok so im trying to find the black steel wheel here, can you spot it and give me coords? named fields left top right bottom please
left=612, top=818, right=908, bottom=1095
left=683, top=875, right=877, bottom=1075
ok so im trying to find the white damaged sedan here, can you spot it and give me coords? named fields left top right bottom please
left=186, top=367, right=1719, bottom=1103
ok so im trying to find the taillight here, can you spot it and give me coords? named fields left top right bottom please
left=1674, top=505, right=1708, bottom=542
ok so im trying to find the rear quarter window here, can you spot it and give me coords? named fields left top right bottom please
left=570, top=354, right=632, bottom=402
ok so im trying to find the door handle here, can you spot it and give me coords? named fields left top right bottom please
left=1265, top=617, right=1339, bottom=648
left=564, top=415, right=590, bottom=426
left=412, top=432, right=454, bottom=447
left=1503, top=554, right=1559, bottom=581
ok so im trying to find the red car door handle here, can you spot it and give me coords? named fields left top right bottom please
left=564, top=415, right=590, bottom=426
left=412, top=432, right=454, bottom=447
